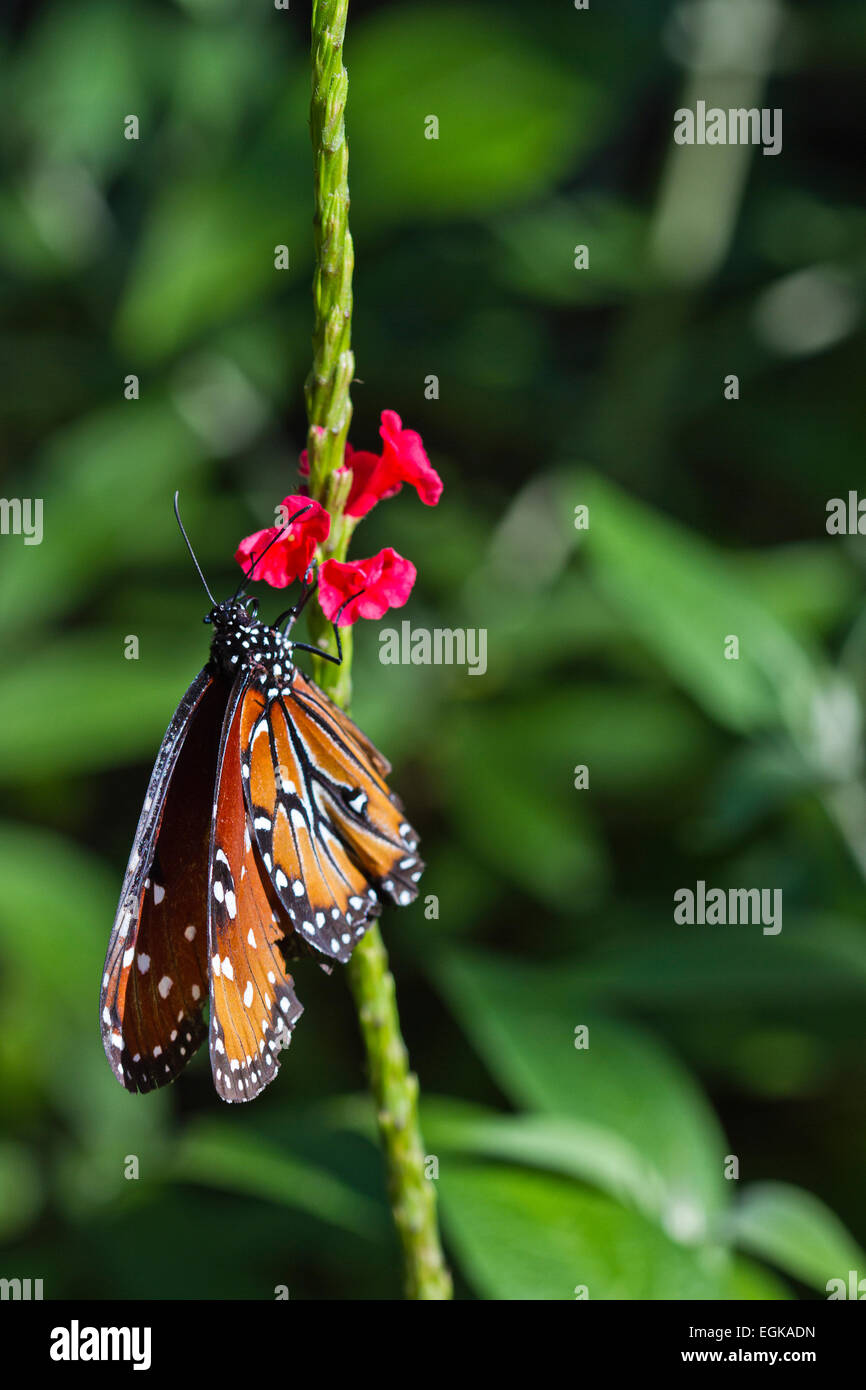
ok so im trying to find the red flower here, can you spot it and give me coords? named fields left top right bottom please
left=344, top=412, right=443, bottom=518
left=299, top=412, right=442, bottom=519
left=235, top=494, right=330, bottom=588
left=339, top=445, right=381, bottom=515
left=318, top=548, right=417, bottom=627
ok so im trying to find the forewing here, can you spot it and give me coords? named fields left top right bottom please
left=101, top=670, right=227, bottom=1092
left=240, top=669, right=423, bottom=964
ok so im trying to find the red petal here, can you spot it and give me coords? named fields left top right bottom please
left=343, top=450, right=390, bottom=518
left=319, top=548, right=417, bottom=626
left=342, top=412, right=443, bottom=518
left=234, top=495, right=330, bottom=589
left=379, top=410, right=443, bottom=507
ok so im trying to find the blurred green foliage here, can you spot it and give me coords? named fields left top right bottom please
left=1, top=0, right=865, bottom=1299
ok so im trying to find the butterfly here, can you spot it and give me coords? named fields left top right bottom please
left=100, top=500, right=424, bottom=1103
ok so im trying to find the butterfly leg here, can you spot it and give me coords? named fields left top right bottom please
left=286, top=588, right=366, bottom=667
left=274, top=565, right=319, bottom=634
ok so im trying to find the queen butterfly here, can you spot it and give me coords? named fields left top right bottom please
left=100, top=500, right=424, bottom=1102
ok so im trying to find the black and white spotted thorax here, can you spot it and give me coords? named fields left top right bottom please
left=207, top=601, right=296, bottom=694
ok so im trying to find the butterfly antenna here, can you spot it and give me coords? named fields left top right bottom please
left=173, top=491, right=218, bottom=607
left=231, top=503, right=313, bottom=600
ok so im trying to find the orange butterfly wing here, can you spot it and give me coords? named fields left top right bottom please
left=239, top=668, right=424, bottom=964
left=290, top=671, right=423, bottom=893
left=208, top=685, right=303, bottom=1102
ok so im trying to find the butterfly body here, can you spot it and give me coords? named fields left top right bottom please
left=101, top=594, right=423, bottom=1102
left=206, top=599, right=290, bottom=683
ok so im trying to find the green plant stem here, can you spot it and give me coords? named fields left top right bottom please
left=304, top=0, right=452, bottom=1302
left=305, top=0, right=355, bottom=507
left=345, top=919, right=454, bottom=1300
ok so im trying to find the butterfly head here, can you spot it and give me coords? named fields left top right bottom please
left=206, top=599, right=290, bottom=684
left=205, top=598, right=250, bottom=630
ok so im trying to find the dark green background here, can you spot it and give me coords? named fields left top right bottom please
left=1, top=0, right=865, bottom=1299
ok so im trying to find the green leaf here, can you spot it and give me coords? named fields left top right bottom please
left=421, top=1098, right=669, bottom=1218
left=0, top=631, right=195, bottom=780
left=0, top=399, right=204, bottom=642
left=0, top=1142, right=43, bottom=1242
left=349, top=6, right=609, bottom=226
left=694, top=741, right=819, bottom=848
left=53, top=1052, right=174, bottom=1220
left=0, top=823, right=116, bottom=1028
left=0, top=826, right=122, bottom=1109
left=440, top=1164, right=726, bottom=1300
left=734, top=544, right=859, bottom=639
left=437, top=950, right=728, bottom=1236
left=730, top=1182, right=866, bottom=1294
left=440, top=735, right=607, bottom=912
left=115, top=173, right=307, bottom=361
left=563, top=921, right=866, bottom=1009
left=174, top=1120, right=383, bottom=1240
left=471, top=574, right=622, bottom=672
left=723, top=1257, right=792, bottom=1300
left=446, top=686, right=712, bottom=801
left=578, top=473, right=830, bottom=743
left=9, top=0, right=155, bottom=181
left=496, top=197, right=652, bottom=306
